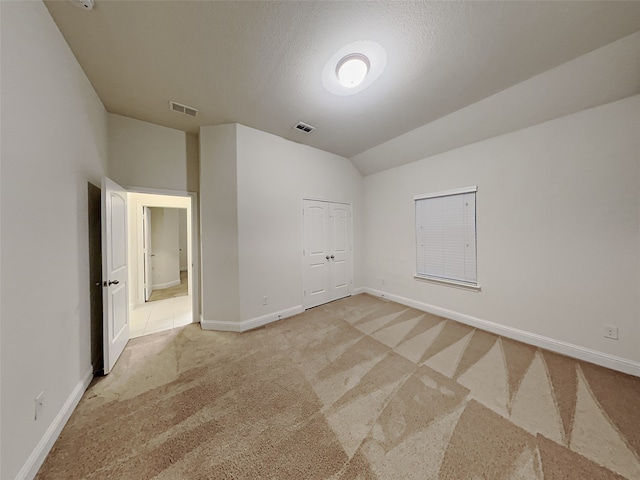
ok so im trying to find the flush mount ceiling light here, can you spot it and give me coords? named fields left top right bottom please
left=322, top=41, right=386, bottom=96
left=336, top=54, right=370, bottom=88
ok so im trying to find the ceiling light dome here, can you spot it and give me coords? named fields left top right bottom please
left=322, top=41, right=386, bottom=96
left=336, top=54, right=370, bottom=88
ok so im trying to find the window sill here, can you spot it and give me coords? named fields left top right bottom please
left=414, top=275, right=481, bottom=292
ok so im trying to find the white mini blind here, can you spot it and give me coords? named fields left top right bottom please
left=415, top=187, right=477, bottom=286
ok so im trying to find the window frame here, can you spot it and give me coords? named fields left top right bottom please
left=414, top=186, right=480, bottom=291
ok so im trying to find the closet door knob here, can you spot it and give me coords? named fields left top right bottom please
left=108, top=280, right=120, bottom=286
left=330, top=255, right=335, bottom=260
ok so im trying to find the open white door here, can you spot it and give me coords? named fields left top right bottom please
left=102, top=177, right=129, bottom=374
left=143, top=206, right=153, bottom=302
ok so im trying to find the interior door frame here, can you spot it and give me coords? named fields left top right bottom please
left=301, top=197, right=353, bottom=309
left=126, top=186, right=200, bottom=323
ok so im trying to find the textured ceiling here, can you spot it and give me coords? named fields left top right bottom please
left=45, top=1, right=640, bottom=165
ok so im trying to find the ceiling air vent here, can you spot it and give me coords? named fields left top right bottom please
left=70, top=0, right=94, bottom=10
left=293, top=121, right=316, bottom=134
left=169, top=101, right=198, bottom=117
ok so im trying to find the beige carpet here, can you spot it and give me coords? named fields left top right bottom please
left=37, top=294, right=640, bottom=479
left=148, top=271, right=188, bottom=302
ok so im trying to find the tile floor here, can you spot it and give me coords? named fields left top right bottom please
left=130, top=295, right=193, bottom=338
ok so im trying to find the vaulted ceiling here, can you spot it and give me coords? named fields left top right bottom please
left=45, top=0, right=640, bottom=172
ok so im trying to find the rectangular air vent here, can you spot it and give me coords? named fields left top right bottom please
left=293, top=121, right=316, bottom=134
left=169, top=101, right=198, bottom=117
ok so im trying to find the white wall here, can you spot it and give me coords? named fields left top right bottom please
left=0, top=2, right=108, bottom=479
left=199, top=124, right=363, bottom=326
left=108, top=113, right=196, bottom=192
left=150, top=208, right=180, bottom=289
left=185, top=132, right=200, bottom=193
left=363, top=95, right=640, bottom=366
left=236, top=124, right=363, bottom=322
left=199, top=124, right=241, bottom=323
left=110, top=114, right=199, bottom=310
left=127, top=193, right=191, bottom=307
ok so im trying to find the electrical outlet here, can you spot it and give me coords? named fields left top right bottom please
left=35, top=391, right=44, bottom=420
left=262, top=296, right=268, bottom=305
left=603, top=324, right=618, bottom=340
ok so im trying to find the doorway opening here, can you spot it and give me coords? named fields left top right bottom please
left=88, top=182, right=104, bottom=374
left=127, top=190, right=198, bottom=338
left=143, top=207, right=189, bottom=303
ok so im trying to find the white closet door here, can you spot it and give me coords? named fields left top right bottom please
left=329, top=202, right=351, bottom=302
left=302, top=200, right=352, bottom=309
left=302, top=200, right=331, bottom=309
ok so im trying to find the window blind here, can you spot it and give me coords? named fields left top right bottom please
left=415, top=187, right=477, bottom=286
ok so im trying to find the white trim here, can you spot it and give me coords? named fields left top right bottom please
left=414, top=185, right=477, bottom=201
left=17, top=367, right=94, bottom=480
left=152, top=279, right=181, bottom=290
left=414, top=275, right=481, bottom=291
left=201, top=305, right=304, bottom=333
left=352, top=287, right=366, bottom=295
left=359, top=288, right=640, bottom=377
left=122, top=185, right=194, bottom=197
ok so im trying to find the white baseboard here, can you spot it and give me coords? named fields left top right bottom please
left=359, top=288, right=640, bottom=377
left=352, top=287, right=366, bottom=295
left=152, top=279, right=181, bottom=290
left=17, top=367, right=94, bottom=480
left=201, top=305, right=304, bottom=333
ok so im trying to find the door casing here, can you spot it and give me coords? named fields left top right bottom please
left=127, top=187, right=200, bottom=324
